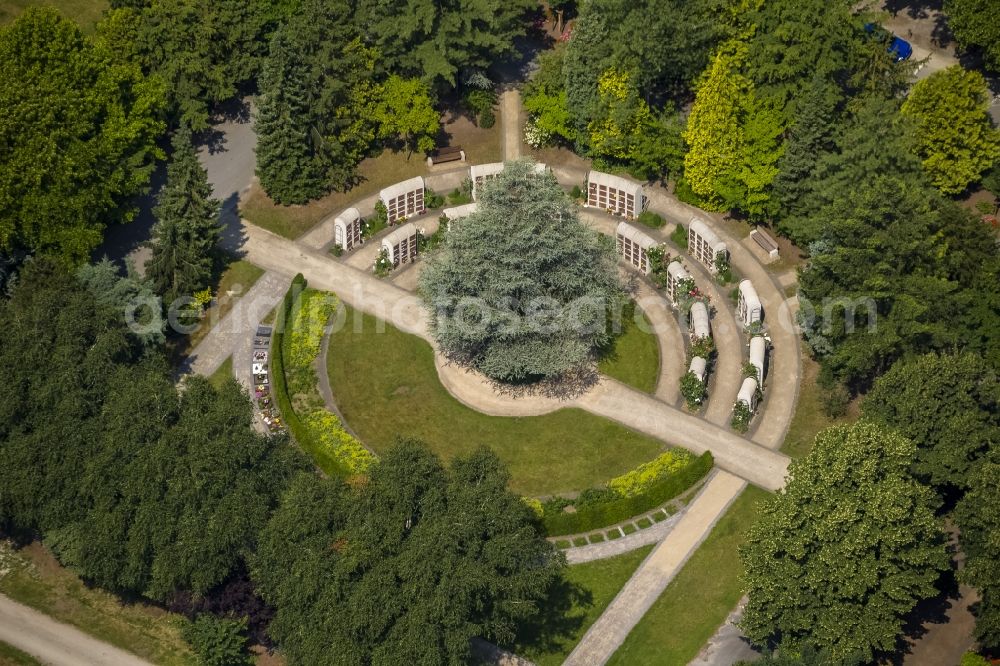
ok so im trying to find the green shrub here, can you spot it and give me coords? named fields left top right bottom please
left=960, top=653, right=990, bottom=666
left=447, top=184, right=473, bottom=205
left=374, top=248, right=393, bottom=277
left=424, top=188, right=445, bottom=209
left=673, top=178, right=702, bottom=207
left=300, top=411, right=375, bottom=475
left=479, top=106, right=496, bottom=129
left=182, top=614, right=252, bottom=666
left=572, top=536, right=588, bottom=547
left=608, top=449, right=694, bottom=498
left=570, top=184, right=583, bottom=200
left=731, top=401, right=752, bottom=433
left=555, top=539, right=572, bottom=549
left=636, top=517, right=652, bottom=529
left=463, top=88, right=497, bottom=116
left=820, top=382, right=851, bottom=418
left=621, top=524, right=637, bottom=535
left=637, top=210, right=665, bottom=228
left=670, top=223, right=688, bottom=249
left=329, top=244, right=344, bottom=257
left=541, top=452, right=713, bottom=536
left=522, top=497, right=544, bottom=517
left=272, top=278, right=374, bottom=477
left=680, top=371, right=707, bottom=410
left=607, top=530, right=622, bottom=540
left=588, top=532, right=606, bottom=543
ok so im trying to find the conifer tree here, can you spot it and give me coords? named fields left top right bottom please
left=146, top=128, right=221, bottom=303
left=254, top=28, right=329, bottom=204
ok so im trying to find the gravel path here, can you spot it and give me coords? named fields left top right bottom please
left=0, top=594, right=153, bottom=666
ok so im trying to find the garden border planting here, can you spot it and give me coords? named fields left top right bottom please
left=542, top=452, right=713, bottom=536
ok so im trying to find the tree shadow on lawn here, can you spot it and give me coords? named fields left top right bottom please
left=885, top=562, right=960, bottom=665
left=508, top=576, right=593, bottom=657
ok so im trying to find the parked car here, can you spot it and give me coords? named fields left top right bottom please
left=864, top=23, right=913, bottom=62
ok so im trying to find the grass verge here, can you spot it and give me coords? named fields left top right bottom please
left=511, top=546, right=654, bottom=666
left=0, top=0, right=107, bottom=31
left=781, top=350, right=859, bottom=458
left=326, top=304, right=669, bottom=497
left=207, top=357, right=233, bottom=390
left=240, top=116, right=499, bottom=239
left=0, top=641, right=41, bottom=666
left=0, top=542, right=195, bottom=666
left=606, top=485, right=769, bottom=666
left=598, top=302, right=659, bottom=393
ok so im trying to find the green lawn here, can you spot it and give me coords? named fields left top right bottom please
left=326, top=305, right=668, bottom=496
left=241, top=116, right=500, bottom=239
left=0, top=641, right=41, bottom=666
left=0, top=542, right=195, bottom=666
left=607, top=486, right=770, bottom=666
left=0, top=0, right=107, bottom=31
left=597, top=302, right=659, bottom=393
left=781, top=351, right=858, bottom=458
left=511, top=546, right=653, bottom=666
left=208, top=356, right=234, bottom=390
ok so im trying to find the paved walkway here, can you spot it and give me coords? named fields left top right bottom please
left=0, top=594, right=153, bottom=666
left=632, top=279, right=684, bottom=405
left=583, top=212, right=743, bottom=421
left=180, top=271, right=291, bottom=378
left=500, top=87, right=521, bottom=160
left=563, top=471, right=747, bottom=666
left=232, top=223, right=791, bottom=490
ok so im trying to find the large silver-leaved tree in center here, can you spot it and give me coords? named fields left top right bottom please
left=420, top=160, right=625, bottom=384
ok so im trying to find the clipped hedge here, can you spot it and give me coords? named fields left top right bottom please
left=542, top=452, right=713, bottom=536
left=270, top=274, right=353, bottom=478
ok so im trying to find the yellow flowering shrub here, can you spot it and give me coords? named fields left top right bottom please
left=608, top=449, right=694, bottom=498
left=301, top=410, right=376, bottom=475
left=288, top=289, right=339, bottom=368
left=522, top=497, right=544, bottom=518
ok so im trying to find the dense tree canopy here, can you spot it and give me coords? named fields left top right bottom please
left=901, top=66, right=1000, bottom=194
left=944, top=0, right=1000, bottom=72
left=253, top=441, right=563, bottom=665
left=354, top=0, right=534, bottom=90
left=118, top=0, right=272, bottom=130
left=0, top=260, right=305, bottom=603
left=955, top=454, right=1000, bottom=650
left=740, top=421, right=948, bottom=660
left=0, top=7, right=165, bottom=263
left=863, top=353, right=1000, bottom=492
left=420, top=160, right=625, bottom=382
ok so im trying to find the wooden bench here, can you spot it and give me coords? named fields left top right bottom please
left=750, top=228, right=780, bottom=261
left=426, top=146, right=465, bottom=167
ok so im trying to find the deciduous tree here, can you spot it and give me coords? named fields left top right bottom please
left=955, top=454, right=1000, bottom=650
left=253, top=442, right=563, bottom=665
left=863, top=352, right=1000, bottom=492
left=373, top=75, right=440, bottom=154
left=740, top=421, right=948, bottom=660
left=0, top=7, right=165, bottom=263
left=901, top=66, right=1000, bottom=195
left=944, top=0, right=1000, bottom=72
